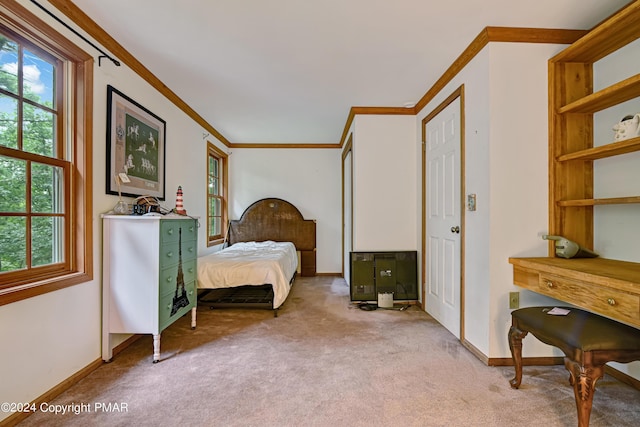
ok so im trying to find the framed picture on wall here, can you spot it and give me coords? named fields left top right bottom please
left=106, top=85, right=166, bottom=200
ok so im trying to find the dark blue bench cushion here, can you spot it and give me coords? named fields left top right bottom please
left=512, top=307, right=640, bottom=352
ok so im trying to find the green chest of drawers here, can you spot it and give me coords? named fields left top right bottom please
left=102, top=215, right=198, bottom=363
left=158, top=218, right=197, bottom=331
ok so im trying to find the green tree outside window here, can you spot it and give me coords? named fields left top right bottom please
left=0, top=33, right=62, bottom=273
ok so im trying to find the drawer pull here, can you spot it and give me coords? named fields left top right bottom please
left=167, top=229, right=173, bottom=235
left=167, top=252, right=173, bottom=257
left=166, top=277, right=172, bottom=282
left=167, top=303, right=172, bottom=310
left=607, top=298, right=617, bottom=306
left=546, top=281, right=554, bottom=288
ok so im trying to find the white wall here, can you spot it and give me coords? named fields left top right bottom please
left=416, top=42, right=568, bottom=358
left=227, top=148, right=342, bottom=273
left=486, top=43, right=566, bottom=356
left=0, top=2, right=225, bottom=421
left=416, top=39, right=640, bottom=384
left=352, top=114, right=418, bottom=251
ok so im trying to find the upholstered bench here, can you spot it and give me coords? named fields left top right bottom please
left=508, top=306, right=640, bottom=427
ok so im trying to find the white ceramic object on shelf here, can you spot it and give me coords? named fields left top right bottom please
left=612, top=113, right=640, bottom=141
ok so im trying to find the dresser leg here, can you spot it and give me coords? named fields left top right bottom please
left=152, top=334, right=161, bottom=363
left=191, top=307, right=197, bottom=329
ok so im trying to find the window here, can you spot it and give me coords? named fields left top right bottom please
left=207, top=142, right=227, bottom=246
left=0, top=3, right=93, bottom=305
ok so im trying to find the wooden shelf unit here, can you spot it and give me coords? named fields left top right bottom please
left=557, top=196, right=640, bottom=207
left=508, top=3, right=640, bottom=370
left=557, top=73, right=640, bottom=114
left=549, top=2, right=640, bottom=250
left=557, top=136, right=640, bottom=161
left=551, top=2, right=640, bottom=63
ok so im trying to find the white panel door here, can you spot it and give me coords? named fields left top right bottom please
left=425, top=98, right=461, bottom=338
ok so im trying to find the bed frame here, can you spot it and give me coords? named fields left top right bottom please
left=198, top=198, right=316, bottom=314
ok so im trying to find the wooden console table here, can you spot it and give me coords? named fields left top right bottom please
left=509, top=257, right=640, bottom=328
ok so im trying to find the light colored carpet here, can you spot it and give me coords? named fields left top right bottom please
left=18, top=276, right=640, bottom=426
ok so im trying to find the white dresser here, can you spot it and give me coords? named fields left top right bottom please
left=102, top=214, right=198, bottom=363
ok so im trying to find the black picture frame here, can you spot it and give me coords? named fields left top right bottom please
left=106, top=85, right=166, bottom=200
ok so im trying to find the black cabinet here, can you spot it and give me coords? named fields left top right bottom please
left=350, top=251, right=418, bottom=301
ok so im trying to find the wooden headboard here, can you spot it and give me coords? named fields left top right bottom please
left=228, top=198, right=316, bottom=276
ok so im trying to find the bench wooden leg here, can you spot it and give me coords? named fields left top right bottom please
left=564, top=358, right=605, bottom=427
left=508, top=325, right=528, bottom=389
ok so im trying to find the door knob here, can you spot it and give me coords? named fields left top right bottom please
left=450, top=226, right=460, bottom=233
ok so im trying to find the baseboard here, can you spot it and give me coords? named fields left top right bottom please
left=0, top=358, right=102, bottom=427
left=460, top=338, right=489, bottom=364
left=315, top=272, right=342, bottom=277
left=487, top=356, right=564, bottom=367
left=605, top=365, right=640, bottom=390
left=0, top=335, right=142, bottom=427
left=459, top=340, right=561, bottom=367
left=111, top=334, right=142, bottom=357
left=460, top=339, right=564, bottom=368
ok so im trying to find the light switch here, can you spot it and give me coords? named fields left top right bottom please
left=467, top=194, right=477, bottom=211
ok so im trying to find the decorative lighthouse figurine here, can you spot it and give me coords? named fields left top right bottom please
left=175, top=186, right=187, bottom=215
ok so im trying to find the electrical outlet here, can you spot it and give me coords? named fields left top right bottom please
left=509, top=292, right=520, bottom=309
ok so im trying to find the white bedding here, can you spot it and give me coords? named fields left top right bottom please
left=197, top=241, right=298, bottom=308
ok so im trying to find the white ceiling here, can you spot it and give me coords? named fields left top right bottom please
left=66, top=0, right=630, bottom=144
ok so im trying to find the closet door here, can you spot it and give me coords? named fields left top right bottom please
left=424, top=97, right=461, bottom=338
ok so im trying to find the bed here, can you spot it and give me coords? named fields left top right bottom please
left=197, top=198, right=316, bottom=314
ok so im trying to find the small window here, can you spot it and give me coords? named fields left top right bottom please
left=206, top=142, right=227, bottom=246
left=0, top=3, right=92, bottom=305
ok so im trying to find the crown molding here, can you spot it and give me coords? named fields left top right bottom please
left=227, top=143, right=341, bottom=149
left=43, top=4, right=588, bottom=150
left=339, top=27, right=588, bottom=147
left=47, top=0, right=232, bottom=147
